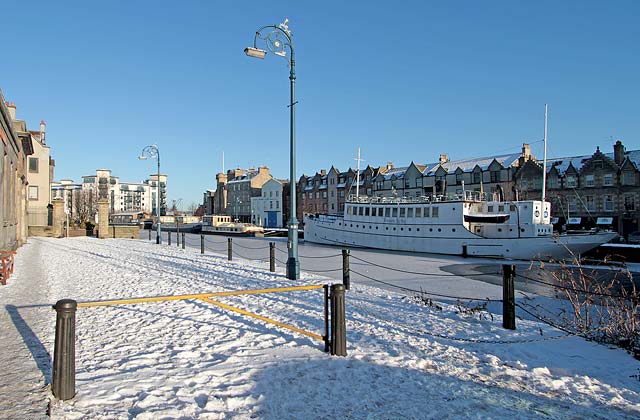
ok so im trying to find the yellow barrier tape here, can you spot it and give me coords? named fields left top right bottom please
left=76, top=284, right=325, bottom=308
left=200, top=297, right=324, bottom=341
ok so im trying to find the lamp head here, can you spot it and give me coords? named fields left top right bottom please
left=244, top=47, right=267, bottom=59
left=138, top=155, right=148, bottom=161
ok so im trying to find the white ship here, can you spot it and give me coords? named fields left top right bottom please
left=303, top=192, right=617, bottom=260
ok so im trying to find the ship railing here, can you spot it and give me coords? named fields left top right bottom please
left=347, top=191, right=495, bottom=204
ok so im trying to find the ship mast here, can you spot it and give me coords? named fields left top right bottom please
left=542, top=104, right=548, bottom=203
left=354, top=146, right=363, bottom=199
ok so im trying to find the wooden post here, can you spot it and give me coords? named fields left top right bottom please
left=269, top=242, right=275, bottom=272
left=502, top=264, right=516, bottom=330
left=330, top=284, right=347, bottom=356
left=342, top=249, right=350, bottom=290
left=228, top=238, right=232, bottom=261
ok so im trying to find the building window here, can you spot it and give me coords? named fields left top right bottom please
left=624, top=195, right=635, bottom=211
left=623, top=172, right=635, bottom=186
left=473, top=172, right=481, bottom=184
left=490, top=171, right=500, bottom=183
left=603, top=173, right=614, bottom=186
left=322, top=191, right=327, bottom=198
left=585, top=196, right=595, bottom=211
left=565, top=175, right=577, bottom=188
left=29, top=185, right=39, bottom=200
left=604, top=195, right=614, bottom=212
left=548, top=177, right=558, bottom=189
left=585, top=174, right=594, bottom=187
left=29, top=157, right=39, bottom=173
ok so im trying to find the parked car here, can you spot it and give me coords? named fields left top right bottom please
left=628, top=231, right=640, bottom=244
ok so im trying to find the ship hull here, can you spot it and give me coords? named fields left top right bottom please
left=304, top=216, right=616, bottom=261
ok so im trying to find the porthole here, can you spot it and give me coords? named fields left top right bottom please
left=429, top=228, right=433, bottom=232
left=452, top=228, right=456, bottom=232
left=408, top=228, right=411, bottom=231
left=498, top=228, right=502, bottom=232
left=438, top=228, right=442, bottom=232
left=400, top=228, right=403, bottom=231
left=509, top=229, right=513, bottom=232
left=386, top=227, right=389, bottom=230
left=521, top=228, right=525, bottom=232
left=393, top=227, right=396, bottom=231
left=350, top=224, right=353, bottom=227
left=417, top=228, right=420, bottom=232
left=376, top=226, right=378, bottom=230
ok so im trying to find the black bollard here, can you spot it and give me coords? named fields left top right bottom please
left=200, top=234, right=204, bottom=254
left=330, top=284, right=347, bottom=356
left=228, top=238, right=232, bottom=261
left=52, top=299, right=77, bottom=401
left=176, top=231, right=180, bottom=247
left=182, top=233, right=185, bottom=250
left=168, top=231, right=171, bottom=246
left=148, top=229, right=151, bottom=241
left=502, top=264, right=516, bottom=330
left=323, top=285, right=330, bottom=353
left=269, top=242, right=275, bottom=272
left=342, top=249, right=350, bottom=290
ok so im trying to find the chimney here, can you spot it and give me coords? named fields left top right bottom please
left=439, top=154, right=449, bottom=164
left=613, top=140, right=625, bottom=165
left=386, top=162, right=393, bottom=170
left=320, top=169, right=327, bottom=176
left=521, top=143, right=531, bottom=160
left=40, top=120, right=46, bottom=144
left=258, top=166, right=269, bottom=175
left=7, top=101, right=16, bottom=120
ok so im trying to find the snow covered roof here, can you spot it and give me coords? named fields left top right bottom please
left=544, top=150, right=640, bottom=175
left=422, top=152, right=522, bottom=175
left=382, top=166, right=408, bottom=180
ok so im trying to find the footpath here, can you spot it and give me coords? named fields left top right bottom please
left=0, top=239, right=52, bottom=419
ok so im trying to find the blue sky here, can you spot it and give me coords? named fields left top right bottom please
left=3, top=1, right=639, bottom=208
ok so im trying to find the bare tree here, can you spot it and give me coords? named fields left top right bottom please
left=74, top=188, right=98, bottom=226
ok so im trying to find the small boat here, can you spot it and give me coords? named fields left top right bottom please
left=154, top=215, right=203, bottom=233
left=201, top=215, right=264, bottom=236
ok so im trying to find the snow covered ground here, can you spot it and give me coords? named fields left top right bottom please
left=1, top=236, right=639, bottom=419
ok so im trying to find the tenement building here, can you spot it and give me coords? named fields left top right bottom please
left=0, top=94, right=31, bottom=249
left=515, top=140, right=639, bottom=238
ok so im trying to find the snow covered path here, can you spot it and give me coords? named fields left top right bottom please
left=1, top=237, right=639, bottom=419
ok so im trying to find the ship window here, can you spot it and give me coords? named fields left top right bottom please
left=408, top=228, right=411, bottom=231
left=415, top=208, right=422, bottom=217
left=385, top=208, right=391, bottom=217
left=400, top=228, right=403, bottom=231
left=392, top=208, right=398, bottom=217
left=432, top=207, right=439, bottom=217
left=379, top=207, right=384, bottom=216
left=347, top=206, right=353, bottom=215
left=498, top=205, right=504, bottom=212
left=424, top=207, right=430, bottom=217
left=510, top=205, right=516, bottom=211
left=487, top=206, right=493, bottom=213
left=365, top=207, right=370, bottom=216
left=372, top=208, right=377, bottom=217
left=407, top=208, right=413, bottom=217
left=400, top=208, right=405, bottom=217
left=359, top=207, right=364, bottom=216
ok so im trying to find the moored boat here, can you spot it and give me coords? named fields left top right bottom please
left=303, top=192, right=617, bottom=261
left=201, top=215, right=264, bottom=236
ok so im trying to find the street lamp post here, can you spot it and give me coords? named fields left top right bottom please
left=139, top=144, right=162, bottom=244
left=245, top=18, right=300, bottom=280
